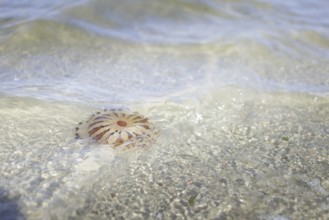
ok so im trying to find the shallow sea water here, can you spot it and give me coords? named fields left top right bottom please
left=0, top=0, right=329, bottom=219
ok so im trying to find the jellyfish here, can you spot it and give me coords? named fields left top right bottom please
left=75, top=109, right=158, bottom=149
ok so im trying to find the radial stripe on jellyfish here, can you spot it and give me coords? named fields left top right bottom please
left=75, top=109, right=158, bottom=149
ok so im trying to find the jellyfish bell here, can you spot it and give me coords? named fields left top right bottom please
left=75, top=109, right=158, bottom=149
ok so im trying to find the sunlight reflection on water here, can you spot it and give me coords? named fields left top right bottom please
left=0, top=0, right=328, bottom=219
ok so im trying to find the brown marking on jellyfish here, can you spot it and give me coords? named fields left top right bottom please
left=88, top=126, right=106, bottom=136
left=88, top=120, right=108, bottom=128
left=94, top=129, right=109, bottom=142
left=141, top=124, right=150, bottom=129
left=98, top=128, right=115, bottom=143
left=133, top=116, right=142, bottom=121
left=90, top=124, right=113, bottom=138
left=117, top=120, right=127, bottom=127
left=114, top=138, right=124, bottom=147
left=139, top=118, right=148, bottom=123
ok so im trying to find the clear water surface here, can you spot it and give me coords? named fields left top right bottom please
left=0, top=0, right=328, bottom=219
